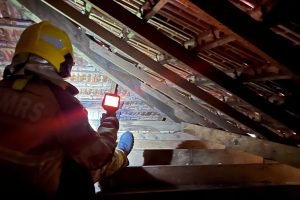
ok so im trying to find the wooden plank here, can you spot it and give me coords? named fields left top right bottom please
left=119, top=121, right=182, bottom=133
left=131, top=139, right=225, bottom=150
left=100, top=164, right=300, bottom=189
left=118, top=131, right=197, bottom=140
left=97, top=185, right=300, bottom=200
left=144, top=0, right=169, bottom=20
left=200, top=36, right=235, bottom=50
left=127, top=149, right=263, bottom=166
left=182, top=123, right=300, bottom=168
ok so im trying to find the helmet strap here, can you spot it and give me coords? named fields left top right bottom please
left=59, top=54, right=73, bottom=78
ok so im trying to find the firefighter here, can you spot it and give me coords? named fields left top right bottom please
left=0, top=20, right=134, bottom=199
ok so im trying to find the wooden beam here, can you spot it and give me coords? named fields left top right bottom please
left=131, top=139, right=225, bottom=150
left=100, top=164, right=300, bottom=188
left=182, top=123, right=300, bottom=168
left=118, top=130, right=198, bottom=140
left=128, top=149, right=263, bottom=166
left=118, top=121, right=182, bottom=133
left=144, top=0, right=169, bottom=20
left=97, top=185, right=300, bottom=199
left=243, top=74, right=292, bottom=82
left=199, top=36, right=235, bottom=50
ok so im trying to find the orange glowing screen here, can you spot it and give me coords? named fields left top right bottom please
left=102, top=93, right=120, bottom=110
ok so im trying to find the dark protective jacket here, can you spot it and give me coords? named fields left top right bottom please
left=0, top=68, right=118, bottom=199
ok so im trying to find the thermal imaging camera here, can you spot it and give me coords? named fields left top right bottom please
left=102, top=93, right=120, bottom=114
left=101, top=84, right=121, bottom=117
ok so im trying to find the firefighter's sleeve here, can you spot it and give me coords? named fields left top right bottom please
left=55, top=92, right=118, bottom=170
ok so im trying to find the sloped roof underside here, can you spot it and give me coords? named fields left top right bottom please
left=1, top=0, right=300, bottom=146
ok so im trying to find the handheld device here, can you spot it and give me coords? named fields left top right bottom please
left=102, top=84, right=120, bottom=116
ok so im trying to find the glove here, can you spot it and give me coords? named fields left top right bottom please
left=100, top=113, right=119, bottom=131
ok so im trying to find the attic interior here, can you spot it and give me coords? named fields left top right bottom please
left=1, top=0, right=300, bottom=198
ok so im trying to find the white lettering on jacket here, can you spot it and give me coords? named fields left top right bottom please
left=0, top=92, right=45, bottom=122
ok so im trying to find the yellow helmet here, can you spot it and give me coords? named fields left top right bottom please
left=14, top=21, right=74, bottom=77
